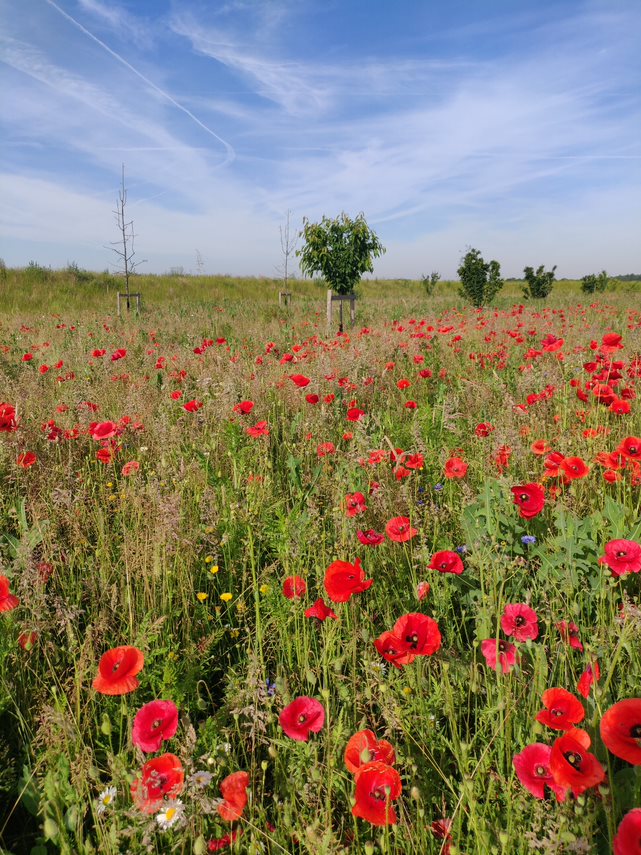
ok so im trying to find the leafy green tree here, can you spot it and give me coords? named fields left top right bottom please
left=581, top=270, right=609, bottom=294
left=457, top=247, right=504, bottom=307
left=522, top=264, right=557, bottom=299
left=297, top=212, right=385, bottom=295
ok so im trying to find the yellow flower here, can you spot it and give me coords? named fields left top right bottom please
left=220, top=592, right=232, bottom=603
left=259, top=584, right=270, bottom=595
left=236, top=601, right=247, bottom=614
left=205, top=555, right=214, bottom=563
left=196, top=592, right=208, bottom=602
left=402, top=686, right=413, bottom=696
left=209, top=565, right=219, bottom=575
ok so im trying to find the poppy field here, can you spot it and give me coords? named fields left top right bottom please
left=1, top=280, right=640, bottom=854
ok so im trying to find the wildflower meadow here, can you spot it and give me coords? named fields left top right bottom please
left=1, top=273, right=640, bottom=854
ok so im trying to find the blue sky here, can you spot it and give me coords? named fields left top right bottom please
left=1, top=0, right=640, bottom=278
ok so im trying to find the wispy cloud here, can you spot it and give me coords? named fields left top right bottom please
left=75, top=0, right=154, bottom=49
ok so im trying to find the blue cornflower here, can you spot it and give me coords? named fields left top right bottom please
left=434, top=483, right=444, bottom=492
left=521, top=535, right=537, bottom=546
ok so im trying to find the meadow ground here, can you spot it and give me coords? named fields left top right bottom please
left=0, top=273, right=640, bottom=854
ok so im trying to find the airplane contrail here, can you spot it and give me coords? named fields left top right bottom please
left=44, top=0, right=236, bottom=168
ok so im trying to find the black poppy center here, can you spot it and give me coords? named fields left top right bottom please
left=564, top=751, right=582, bottom=769
left=514, top=616, right=526, bottom=626
left=520, top=494, right=529, bottom=502
left=630, top=724, right=641, bottom=739
left=297, top=714, right=307, bottom=724
left=616, top=551, right=628, bottom=558
left=406, top=633, right=419, bottom=648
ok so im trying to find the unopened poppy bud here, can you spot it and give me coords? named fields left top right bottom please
left=364, top=844, right=375, bottom=855
left=261, top=761, right=268, bottom=771
left=100, top=714, right=112, bottom=736
left=499, top=832, right=509, bottom=846
left=268, top=745, right=278, bottom=759
left=43, top=818, right=59, bottom=840
left=410, top=786, right=420, bottom=801
left=193, top=836, right=207, bottom=855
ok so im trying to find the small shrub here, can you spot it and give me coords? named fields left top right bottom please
left=522, top=264, right=556, bottom=299
left=457, top=247, right=504, bottom=307
left=581, top=270, right=609, bottom=294
left=421, top=271, right=440, bottom=296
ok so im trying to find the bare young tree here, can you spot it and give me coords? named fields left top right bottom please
left=277, top=210, right=298, bottom=291
left=108, top=164, right=146, bottom=310
left=195, top=249, right=205, bottom=276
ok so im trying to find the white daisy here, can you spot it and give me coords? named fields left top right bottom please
left=96, top=786, right=117, bottom=814
left=156, top=799, right=185, bottom=830
left=188, top=770, right=214, bottom=788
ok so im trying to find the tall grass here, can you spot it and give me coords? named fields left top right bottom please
left=0, top=276, right=639, bottom=854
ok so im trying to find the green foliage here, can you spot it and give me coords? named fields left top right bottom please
left=297, top=212, right=385, bottom=295
left=24, top=261, right=52, bottom=284
left=457, top=247, right=504, bottom=307
left=522, top=264, right=557, bottom=299
left=421, top=270, right=441, bottom=296
left=581, top=270, right=609, bottom=294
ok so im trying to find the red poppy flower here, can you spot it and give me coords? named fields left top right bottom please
left=549, top=729, right=605, bottom=796
left=246, top=420, right=269, bottom=438
left=304, top=598, right=338, bottom=621
left=89, top=421, right=118, bottom=441
left=345, top=492, right=367, bottom=517
left=306, top=394, right=319, bottom=404
left=121, top=460, right=140, bottom=476
left=428, top=550, right=464, bottom=575
left=130, top=753, right=184, bottom=813
left=511, top=483, right=545, bottom=519
left=183, top=399, right=203, bottom=413
left=232, top=400, right=254, bottom=415
left=599, top=539, right=641, bottom=577
left=618, top=436, right=641, bottom=460
left=559, top=456, right=590, bottom=480
left=316, top=441, right=336, bottom=458
left=600, top=699, right=641, bottom=765
left=357, top=529, right=385, bottom=547
left=18, top=630, right=38, bottom=651
left=530, top=440, right=551, bottom=455
left=171, top=390, right=183, bottom=400
left=279, top=696, right=325, bottom=742
left=16, top=451, right=37, bottom=469
left=0, top=576, right=20, bottom=612
left=92, top=348, right=106, bottom=358
left=289, top=374, right=310, bottom=388
left=480, top=639, right=519, bottom=674
left=132, top=700, right=179, bottom=752
left=282, top=576, right=307, bottom=600
left=346, top=407, right=365, bottom=422
left=475, top=423, right=494, bottom=437
left=0, top=403, right=17, bottom=432
left=344, top=730, right=396, bottom=775
left=416, top=581, right=430, bottom=601
left=385, top=516, right=418, bottom=543
left=444, top=456, right=468, bottom=479
left=352, top=762, right=402, bottom=826
left=111, top=348, right=127, bottom=361
left=217, top=771, right=250, bottom=821
left=92, top=645, right=144, bottom=695
left=557, top=620, right=583, bottom=651
left=96, top=447, right=114, bottom=465
left=614, top=809, right=641, bottom=855
left=374, top=630, right=416, bottom=668
left=324, top=557, right=373, bottom=603
left=576, top=662, right=600, bottom=699
left=600, top=333, right=623, bottom=355
left=536, top=688, right=585, bottom=731
left=392, top=613, right=441, bottom=657
left=513, top=743, right=568, bottom=801
left=208, top=830, right=242, bottom=851
left=501, top=603, right=539, bottom=641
